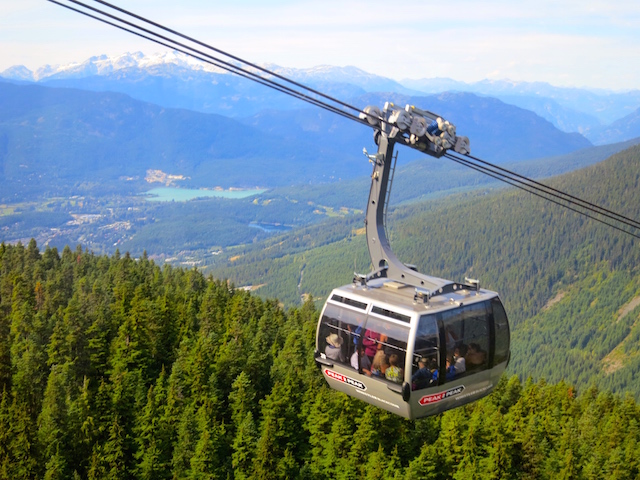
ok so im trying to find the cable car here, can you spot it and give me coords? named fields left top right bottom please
left=315, top=102, right=510, bottom=419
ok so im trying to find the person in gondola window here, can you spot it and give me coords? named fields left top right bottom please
left=453, top=346, right=466, bottom=374
left=362, top=329, right=380, bottom=361
left=466, top=343, right=486, bottom=368
left=411, top=357, right=432, bottom=390
left=370, top=350, right=389, bottom=377
left=325, top=334, right=344, bottom=362
left=385, top=354, right=403, bottom=383
left=351, top=345, right=372, bottom=375
left=445, top=355, right=457, bottom=380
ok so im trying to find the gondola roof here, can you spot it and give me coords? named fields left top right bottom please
left=329, top=278, right=498, bottom=318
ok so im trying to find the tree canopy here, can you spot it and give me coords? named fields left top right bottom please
left=1, top=241, right=640, bottom=479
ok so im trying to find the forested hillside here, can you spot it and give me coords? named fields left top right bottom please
left=1, top=242, right=640, bottom=479
left=210, top=145, right=640, bottom=399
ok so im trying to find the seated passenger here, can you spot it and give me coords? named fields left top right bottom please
left=379, top=324, right=404, bottom=360
left=466, top=343, right=487, bottom=368
left=428, top=359, right=439, bottom=383
left=411, top=357, right=432, bottom=390
left=385, top=354, right=403, bottom=384
left=453, top=346, right=466, bottom=374
left=370, top=350, right=388, bottom=377
left=325, top=333, right=344, bottom=362
left=350, top=345, right=372, bottom=375
left=445, top=356, right=456, bottom=381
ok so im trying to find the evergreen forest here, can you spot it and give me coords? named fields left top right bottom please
left=1, top=241, right=640, bottom=479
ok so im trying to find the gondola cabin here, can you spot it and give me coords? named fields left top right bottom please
left=314, top=102, right=510, bottom=419
left=315, top=278, right=510, bottom=420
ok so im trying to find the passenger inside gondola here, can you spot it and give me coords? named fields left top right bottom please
left=362, top=329, right=380, bottom=362
left=348, top=317, right=364, bottom=349
left=379, top=323, right=405, bottom=364
left=445, top=355, right=456, bottom=380
left=385, top=354, right=403, bottom=384
left=466, top=343, right=487, bottom=369
left=429, top=359, right=439, bottom=382
left=351, top=345, right=372, bottom=375
left=453, top=346, right=466, bottom=374
left=370, top=350, right=389, bottom=378
left=325, top=334, right=344, bottom=362
left=411, top=357, right=432, bottom=390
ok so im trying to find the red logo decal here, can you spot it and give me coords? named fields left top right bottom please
left=419, top=386, right=465, bottom=406
left=324, top=369, right=366, bottom=390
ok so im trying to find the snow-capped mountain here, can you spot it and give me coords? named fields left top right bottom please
left=2, top=51, right=640, bottom=143
left=263, top=64, right=414, bottom=94
left=1, top=51, right=229, bottom=82
left=2, top=51, right=414, bottom=92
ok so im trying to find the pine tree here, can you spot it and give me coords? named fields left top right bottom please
left=38, top=364, right=71, bottom=473
left=0, top=388, right=11, bottom=479
left=67, top=376, right=94, bottom=477
left=85, top=290, right=115, bottom=378
left=188, top=400, right=227, bottom=480
left=228, top=371, right=257, bottom=478
left=404, top=442, right=441, bottom=480
left=43, top=446, right=68, bottom=480
left=10, top=274, right=48, bottom=411
left=135, top=369, right=172, bottom=480
left=363, top=445, right=391, bottom=480
left=171, top=403, right=198, bottom=479
left=7, top=399, right=39, bottom=479
left=103, top=415, right=127, bottom=480
left=231, top=412, right=257, bottom=480
left=481, top=409, right=515, bottom=479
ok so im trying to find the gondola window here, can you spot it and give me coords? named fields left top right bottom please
left=412, top=314, right=439, bottom=390
left=318, top=303, right=365, bottom=367
left=492, top=298, right=510, bottom=365
left=440, top=302, right=490, bottom=381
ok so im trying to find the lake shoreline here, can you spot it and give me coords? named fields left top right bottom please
left=144, top=187, right=268, bottom=202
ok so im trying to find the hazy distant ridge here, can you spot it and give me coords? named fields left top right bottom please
left=3, top=51, right=640, bottom=143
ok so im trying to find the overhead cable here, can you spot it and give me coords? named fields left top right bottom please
left=49, top=0, right=640, bottom=240
left=445, top=152, right=640, bottom=232
left=460, top=152, right=640, bottom=231
left=444, top=153, right=640, bottom=240
left=49, top=0, right=368, bottom=126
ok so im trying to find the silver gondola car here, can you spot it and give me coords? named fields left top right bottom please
left=315, top=102, right=510, bottom=419
left=315, top=279, right=510, bottom=420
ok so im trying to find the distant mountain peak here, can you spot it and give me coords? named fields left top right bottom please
left=1, top=51, right=232, bottom=82
left=0, top=65, right=34, bottom=81
left=1, top=52, right=413, bottom=89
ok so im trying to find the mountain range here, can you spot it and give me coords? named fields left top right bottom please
left=3, top=52, right=640, bottom=144
left=0, top=79, right=596, bottom=203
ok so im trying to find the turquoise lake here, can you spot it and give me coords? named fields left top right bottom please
left=144, top=187, right=267, bottom=202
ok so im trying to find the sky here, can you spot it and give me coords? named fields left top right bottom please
left=1, top=0, right=639, bottom=91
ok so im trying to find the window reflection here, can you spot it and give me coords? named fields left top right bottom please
left=318, top=304, right=365, bottom=368
left=412, top=315, right=439, bottom=390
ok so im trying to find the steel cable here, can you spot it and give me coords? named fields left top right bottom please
left=445, top=152, right=640, bottom=239
left=50, top=0, right=369, bottom=126
left=50, top=0, right=640, bottom=240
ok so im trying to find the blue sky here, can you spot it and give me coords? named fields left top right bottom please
left=1, top=0, right=639, bottom=90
